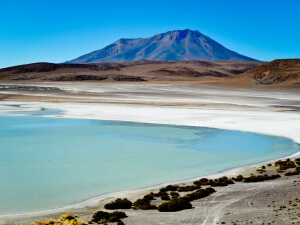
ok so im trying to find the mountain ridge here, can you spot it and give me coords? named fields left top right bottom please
left=67, top=29, right=257, bottom=63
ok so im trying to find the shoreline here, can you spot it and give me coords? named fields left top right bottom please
left=1, top=97, right=300, bottom=143
left=1, top=149, right=299, bottom=218
left=0, top=101, right=299, bottom=221
left=0, top=85, right=299, bottom=224
left=1, top=149, right=299, bottom=220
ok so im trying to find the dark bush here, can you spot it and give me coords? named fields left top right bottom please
left=108, top=211, right=127, bottom=222
left=157, top=197, right=192, bottom=212
left=285, top=167, right=300, bottom=176
left=170, top=191, right=179, bottom=198
left=218, top=176, right=234, bottom=184
left=161, top=196, right=170, bottom=200
left=117, top=221, right=125, bottom=225
left=227, top=180, right=234, bottom=184
left=243, top=174, right=280, bottom=183
left=154, top=190, right=170, bottom=198
left=210, top=181, right=228, bottom=187
left=271, top=174, right=281, bottom=179
left=111, top=211, right=126, bottom=222
left=92, top=210, right=127, bottom=223
left=160, top=192, right=170, bottom=201
left=232, top=175, right=244, bottom=181
left=92, top=211, right=109, bottom=222
left=193, top=178, right=209, bottom=186
left=159, top=185, right=179, bottom=192
left=184, top=187, right=215, bottom=201
left=205, top=187, right=216, bottom=193
left=104, top=198, right=132, bottom=210
left=166, top=185, right=179, bottom=191
left=133, top=198, right=157, bottom=210
left=203, top=177, right=234, bottom=186
left=194, top=177, right=233, bottom=187
left=143, top=192, right=155, bottom=201
left=153, top=192, right=160, bottom=197
left=275, top=159, right=296, bottom=170
left=133, top=198, right=148, bottom=207
left=177, top=185, right=199, bottom=192
left=243, top=175, right=261, bottom=182
left=159, top=187, right=167, bottom=192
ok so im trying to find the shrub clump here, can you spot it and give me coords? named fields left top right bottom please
left=170, top=191, right=179, bottom=199
left=285, top=167, right=300, bottom=176
left=243, top=174, right=280, bottom=183
left=157, top=197, right=192, bottom=212
left=218, top=176, right=234, bottom=184
left=194, top=177, right=233, bottom=187
left=92, top=211, right=127, bottom=224
left=160, top=192, right=170, bottom=201
left=159, top=185, right=179, bottom=192
left=177, top=185, right=200, bottom=192
left=193, top=178, right=209, bottom=186
left=133, top=198, right=157, bottom=210
left=143, top=192, right=155, bottom=201
left=154, top=190, right=172, bottom=198
left=210, top=177, right=233, bottom=186
left=274, top=159, right=296, bottom=170
left=184, top=187, right=216, bottom=201
left=104, top=198, right=132, bottom=210
left=117, top=221, right=125, bottom=225
left=232, top=175, right=244, bottom=182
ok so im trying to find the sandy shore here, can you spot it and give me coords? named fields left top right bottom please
left=0, top=84, right=299, bottom=224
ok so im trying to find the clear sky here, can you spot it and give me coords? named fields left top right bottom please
left=0, top=0, right=299, bottom=68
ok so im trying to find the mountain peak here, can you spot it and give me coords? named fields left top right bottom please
left=68, top=29, right=257, bottom=63
left=169, top=28, right=198, bottom=33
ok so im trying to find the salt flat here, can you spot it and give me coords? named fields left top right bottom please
left=0, top=84, right=299, bottom=225
left=1, top=84, right=299, bottom=142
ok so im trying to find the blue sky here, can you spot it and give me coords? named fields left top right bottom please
left=0, top=0, right=299, bottom=68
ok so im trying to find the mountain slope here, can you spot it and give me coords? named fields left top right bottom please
left=242, top=59, right=300, bottom=85
left=212, top=59, right=300, bottom=88
left=68, top=29, right=257, bottom=63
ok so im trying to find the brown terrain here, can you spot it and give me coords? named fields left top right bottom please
left=0, top=59, right=299, bottom=90
left=0, top=60, right=260, bottom=83
left=216, top=59, right=300, bottom=89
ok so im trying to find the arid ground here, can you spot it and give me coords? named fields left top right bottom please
left=0, top=59, right=299, bottom=89
left=0, top=59, right=299, bottom=225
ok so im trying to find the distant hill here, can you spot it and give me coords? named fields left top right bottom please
left=215, top=59, right=300, bottom=88
left=0, top=61, right=261, bottom=83
left=67, top=29, right=257, bottom=63
left=242, top=59, right=300, bottom=85
left=1, top=60, right=299, bottom=89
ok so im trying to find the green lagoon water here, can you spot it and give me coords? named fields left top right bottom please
left=0, top=111, right=299, bottom=215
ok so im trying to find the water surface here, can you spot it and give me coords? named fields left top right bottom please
left=0, top=112, right=298, bottom=215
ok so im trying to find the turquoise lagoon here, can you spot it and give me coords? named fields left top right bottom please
left=0, top=111, right=299, bottom=215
